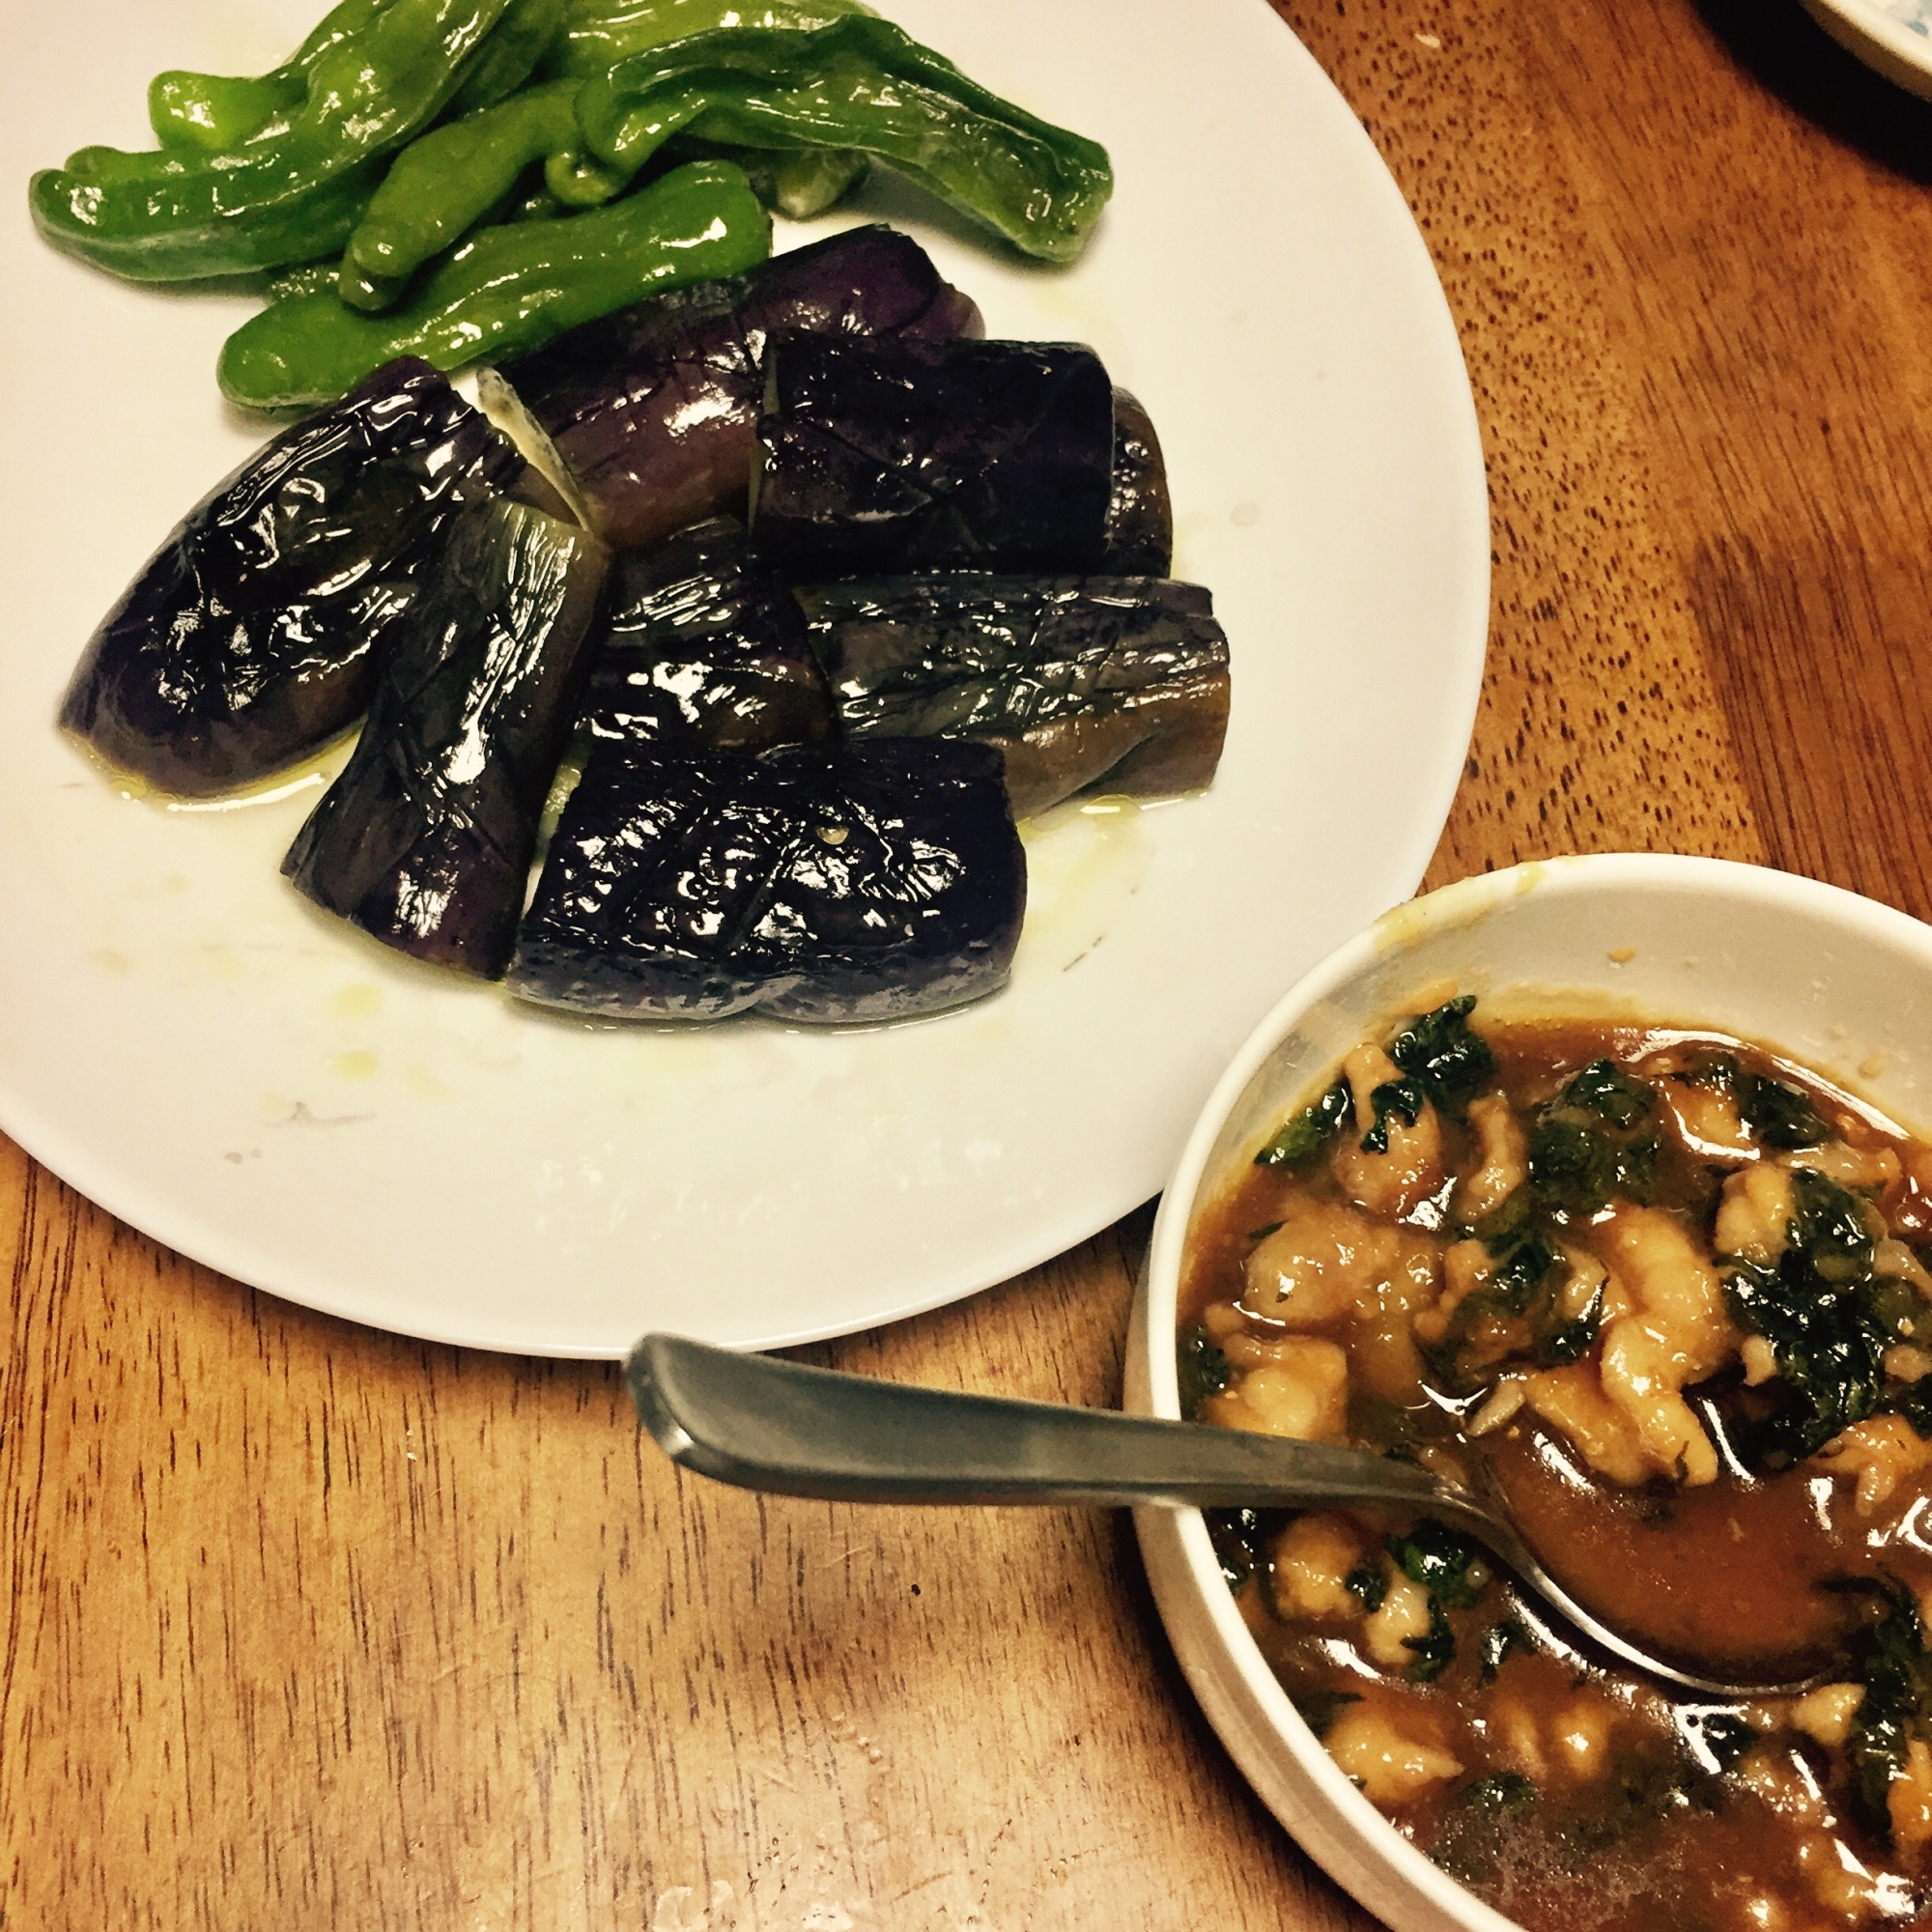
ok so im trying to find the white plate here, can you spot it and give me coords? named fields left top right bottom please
left=1801, top=0, right=1932, bottom=95
left=0, top=0, right=1487, bottom=1356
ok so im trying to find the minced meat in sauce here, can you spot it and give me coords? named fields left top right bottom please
left=1179, top=995, right=1932, bottom=1932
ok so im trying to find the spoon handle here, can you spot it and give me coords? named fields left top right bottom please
left=628, top=1334, right=1451, bottom=1512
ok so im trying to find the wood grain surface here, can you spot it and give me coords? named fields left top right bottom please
left=10, top=1, right=1932, bottom=1925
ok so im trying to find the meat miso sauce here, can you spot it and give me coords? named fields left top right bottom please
left=1177, top=996, right=1932, bottom=1932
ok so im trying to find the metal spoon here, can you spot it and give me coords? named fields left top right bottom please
left=628, top=1333, right=1825, bottom=1699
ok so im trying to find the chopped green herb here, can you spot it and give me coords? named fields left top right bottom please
left=1485, top=1227, right=1560, bottom=1315
left=1387, top=1520, right=1484, bottom=1608
left=1719, top=1173, right=1897, bottom=1466
left=1388, top=995, right=1496, bottom=1114
left=1528, top=1060, right=1662, bottom=1215
left=1674, top=1054, right=1739, bottom=1094
left=1840, top=1580, right=1932, bottom=1844
left=1468, top=1186, right=1530, bottom=1245
left=1205, top=1507, right=1287, bottom=1593
left=1178, top=1324, right=1232, bottom=1421
left=1246, top=1220, right=1284, bottom=1242
left=1723, top=1255, right=1887, bottom=1465
left=1361, top=1077, right=1427, bottom=1154
left=1460, top=1771, right=1537, bottom=1811
left=1345, top=1561, right=1388, bottom=1613
left=1792, top=1168, right=1876, bottom=1285
left=1564, top=1059, right=1657, bottom=1131
left=1256, top=1079, right=1352, bottom=1168
left=1675, top=1707, right=1758, bottom=1774
left=1537, top=1281, right=1607, bottom=1368
left=1869, top=1274, right=1924, bottom=1346
left=1548, top=1751, right=1722, bottom=1868
left=1675, top=1053, right=1829, bottom=1149
left=1741, top=1074, right=1831, bottom=1150
left=1430, top=1767, right=1540, bottom=1886
left=1422, top=1226, right=1604, bottom=1391
left=1293, top=1688, right=1362, bottom=1738
left=1404, top=1597, right=1457, bottom=1682
left=1479, top=1616, right=1529, bottom=1683
left=1894, top=1375, right=1932, bottom=1439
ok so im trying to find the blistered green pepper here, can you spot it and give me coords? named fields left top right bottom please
left=442, top=0, right=571, bottom=117
left=543, top=0, right=867, bottom=80
left=30, top=0, right=514, bottom=281
left=336, top=62, right=867, bottom=305
left=340, top=77, right=617, bottom=307
left=219, top=157, right=770, bottom=408
left=575, top=16, right=1113, bottom=262
left=148, top=0, right=392, bottom=153
left=339, top=12, right=1107, bottom=298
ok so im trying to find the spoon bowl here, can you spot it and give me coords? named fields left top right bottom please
left=628, top=1331, right=1829, bottom=1698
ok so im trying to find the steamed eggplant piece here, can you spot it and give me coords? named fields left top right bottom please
left=508, top=738, right=1024, bottom=1023
left=61, top=358, right=521, bottom=797
left=750, top=336, right=1116, bottom=576
left=581, top=518, right=832, bottom=752
left=1103, top=387, right=1173, bottom=576
left=283, top=497, right=609, bottom=978
left=795, top=576, right=1231, bottom=819
left=482, top=224, right=981, bottom=550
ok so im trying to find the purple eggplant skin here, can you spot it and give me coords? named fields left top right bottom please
left=750, top=336, right=1117, bottom=577
left=1102, top=387, right=1173, bottom=577
left=581, top=518, right=833, bottom=753
left=60, top=358, right=522, bottom=798
left=507, top=737, right=1025, bottom=1024
left=795, top=576, right=1231, bottom=820
left=282, top=496, right=610, bottom=978
left=484, top=224, right=981, bottom=551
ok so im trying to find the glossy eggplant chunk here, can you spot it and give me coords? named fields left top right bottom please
left=483, top=225, right=981, bottom=550
left=1102, top=387, right=1173, bottom=576
left=509, top=738, right=1024, bottom=1023
left=751, top=336, right=1116, bottom=576
left=283, top=497, right=609, bottom=978
left=61, top=358, right=521, bottom=796
left=581, top=518, right=833, bottom=753
left=796, top=576, right=1231, bottom=819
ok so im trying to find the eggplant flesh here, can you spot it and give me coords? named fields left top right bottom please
left=508, top=737, right=1024, bottom=1023
left=750, top=336, right=1116, bottom=576
left=484, top=224, right=982, bottom=551
left=581, top=517, right=833, bottom=753
left=795, top=576, right=1231, bottom=820
left=283, top=496, right=610, bottom=978
left=60, top=358, right=522, bottom=797
left=1102, top=386, right=1173, bottom=576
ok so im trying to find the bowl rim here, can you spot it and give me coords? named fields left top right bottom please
left=1133, top=851, right=1932, bottom=1932
left=1799, top=0, right=1932, bottom=99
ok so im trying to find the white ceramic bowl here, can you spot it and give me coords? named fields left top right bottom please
left=1800, top=0, right=1932, bottom=100
left=1125, top=853, right=1932, bottom=1932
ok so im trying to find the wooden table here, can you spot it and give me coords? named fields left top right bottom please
left=10, top=1, right=1932, bottom=1923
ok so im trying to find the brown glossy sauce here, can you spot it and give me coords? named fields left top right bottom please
left=1181, top=1008, right=1932, bottom=1932
left=1485, top=1424, right=1862, bottom=1679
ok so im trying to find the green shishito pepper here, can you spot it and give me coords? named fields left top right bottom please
left=30, top=0, right=516, bottom=281
left=218, top=157, right=770, bottom=409
left=340, top=12, right=1106, bottom=301
left=443, top=0, right=573, bottom=119
left=343, top=78, right=620, bottom=306
left=543, top=0, right=871, bottom=81
left=148, top=0, right=395, bottom=154
left=340, top=71, right=867, bottom=306
left=575, top=16, right=1113, bottom=263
